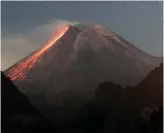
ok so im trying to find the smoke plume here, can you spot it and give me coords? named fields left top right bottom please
left=1, top=20, right=80, bottom=70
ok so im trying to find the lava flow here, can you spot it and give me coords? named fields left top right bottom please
left=8, top=25, right=69, bottom=81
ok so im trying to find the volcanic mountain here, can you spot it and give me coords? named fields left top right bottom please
left=4, top=24, right=162, bottom=116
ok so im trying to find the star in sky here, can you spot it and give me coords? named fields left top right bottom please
left=140, top=5, right=143, bottom=8
left=20, top=19, right=25, bottom=24
left=117, top=3, right=122, bottom=9
left=40, top=12, right=44, bottom=16
left=7, top=3, right=12, bottom=9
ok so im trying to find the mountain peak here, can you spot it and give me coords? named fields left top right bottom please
left=71, top=24, right=128, bottom=49
left=73, top=24, right=109, bottom=32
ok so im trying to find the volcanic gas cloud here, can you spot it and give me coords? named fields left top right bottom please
left=8, top=25, right=69, bottom=81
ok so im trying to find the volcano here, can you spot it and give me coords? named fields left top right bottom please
left=4, top=24, right=162, bottom=117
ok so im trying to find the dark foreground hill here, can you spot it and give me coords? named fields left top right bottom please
left=1, top=72, right=60, bottom=133
left=66, top=63, right=163, bottom=133
left=2, top=62, right=163, bottom=133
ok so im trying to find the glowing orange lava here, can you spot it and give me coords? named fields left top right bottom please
left=8, top=25, right=69, bottom=81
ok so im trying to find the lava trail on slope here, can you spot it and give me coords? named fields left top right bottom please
left=7, top=25, right=69, bottom=81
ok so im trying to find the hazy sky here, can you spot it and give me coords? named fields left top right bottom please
left=1, top=1, right=163, bottom=70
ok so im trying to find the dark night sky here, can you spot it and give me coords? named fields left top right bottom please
left=1, top=1, right=163, bottom=70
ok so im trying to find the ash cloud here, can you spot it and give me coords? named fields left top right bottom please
left=1, top=20, right=80, bottom=70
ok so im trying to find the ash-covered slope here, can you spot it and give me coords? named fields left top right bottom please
left=5, top=24, right=162, bottom=111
